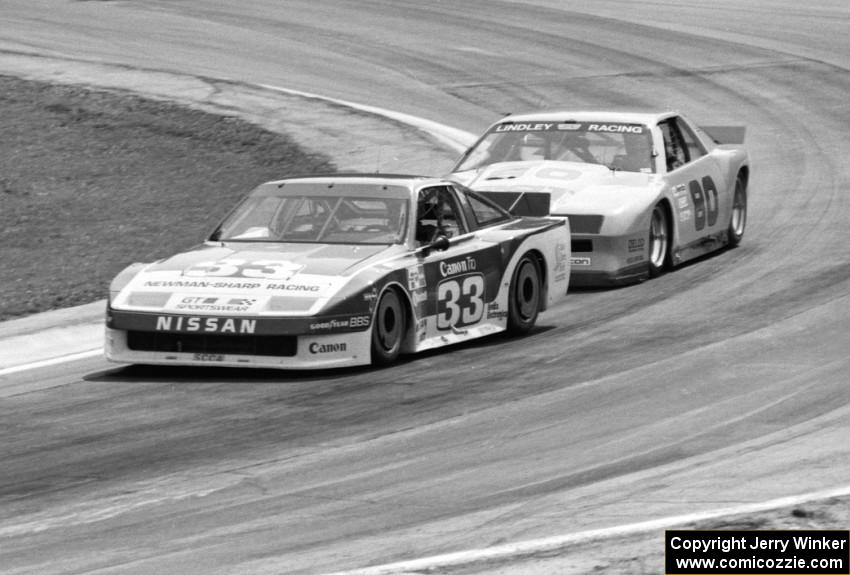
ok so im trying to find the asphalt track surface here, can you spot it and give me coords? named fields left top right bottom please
left=1, top=2, right=849, bottom=574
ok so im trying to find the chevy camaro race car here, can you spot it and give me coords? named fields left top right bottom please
left=105, top=175, right=570, bottom=369
left=450, top=111, right=749, bottom=285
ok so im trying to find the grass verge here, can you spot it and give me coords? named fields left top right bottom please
left=0, top=75, right=335, bottom=320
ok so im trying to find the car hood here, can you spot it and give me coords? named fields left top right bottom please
left=454, top=160, right=660, bottom=215
left=111, top=242, right=400, bottom=315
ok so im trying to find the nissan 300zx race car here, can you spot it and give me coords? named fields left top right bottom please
left=450, top=111, right=749, bottom=285
left=105, top=175, right=570, bottom=370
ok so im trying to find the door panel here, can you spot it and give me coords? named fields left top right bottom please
left=412, top=184, right=505, bottom=337
left=421, top=240, right=503, bottom=331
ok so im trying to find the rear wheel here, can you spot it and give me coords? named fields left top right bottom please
left=371, top=288, right=405, bottom=364
left=507, top=254, right=541, bottom=335
left=727, top=175, right=747, bottom=247
left=648, top=203, right=671, bottom=278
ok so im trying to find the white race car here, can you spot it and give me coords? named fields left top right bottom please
left=105, top=174, right=570, bottom=369
left=451, top=111, right=750, bottom=285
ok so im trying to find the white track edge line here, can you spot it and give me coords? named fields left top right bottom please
left=257, top=83, right=477, bottom=153
left=321, top=484, right=850, bottom=575
left=0, top=349, right=103, bottom=377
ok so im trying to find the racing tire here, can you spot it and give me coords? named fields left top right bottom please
left=648, top=202, right=671, bottom=278
left=507, top=254, right=541, bottom=335
left=727, top=175, right=747, bottom=248
left=371, top=287, right=405, bottom=364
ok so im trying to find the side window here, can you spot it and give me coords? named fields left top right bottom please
left=416, top=186, right=467, bottom=244
left=675, top=118, right=707, bottom=161
left=659, top=120, right=688, bottom=172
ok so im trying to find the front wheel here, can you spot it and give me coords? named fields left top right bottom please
left=371, top=288, right=405, bottom=364
left=648, top=203, right=671, bottom=278
left=727, top=175, right=747, bottom=247
left=507, top=254, right=542, bottom=335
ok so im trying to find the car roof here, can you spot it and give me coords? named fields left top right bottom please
left=490, top=110, right=677, bottom=126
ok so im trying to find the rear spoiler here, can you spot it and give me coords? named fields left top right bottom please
left=477, top=191, right=551, bottom=217
left=700, top=125, right=746, bottom=145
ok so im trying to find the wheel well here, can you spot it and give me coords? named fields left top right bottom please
left=737, top=166, right=749, bottom=190
left=379, top=283, right=416, bottom=354
left=656, top=198, right=675, bottom=259
left=522, top=249, right=547, bottom=311
left=658, top=198, right=676, bottom=234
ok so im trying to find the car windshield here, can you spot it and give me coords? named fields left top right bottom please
left=454, top=121, right=654, bottom=173
left=211, top=184, right=410, bottom=245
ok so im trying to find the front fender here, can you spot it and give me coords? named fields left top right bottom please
left=108, top=262, right=149, bottom=304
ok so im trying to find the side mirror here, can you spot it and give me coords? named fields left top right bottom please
left=429, top=234, right=451, bottom=252
left=418, top=234, right=450, bottom=257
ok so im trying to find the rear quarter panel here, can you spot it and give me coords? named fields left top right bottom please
left=479, top=217, right=571, bottom=310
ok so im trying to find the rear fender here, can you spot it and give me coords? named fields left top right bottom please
left=496, top=219, right=571, bottom=310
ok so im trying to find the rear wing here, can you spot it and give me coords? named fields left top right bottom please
left=476, top=191, right=551, bottom=217
left=700, top=125, right=746, bottom=145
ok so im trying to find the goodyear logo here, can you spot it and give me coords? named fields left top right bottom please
left=308, top=316, right=370, bottom=332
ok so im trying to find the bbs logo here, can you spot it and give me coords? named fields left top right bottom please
left=349, top=315, right=370, bottom=328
